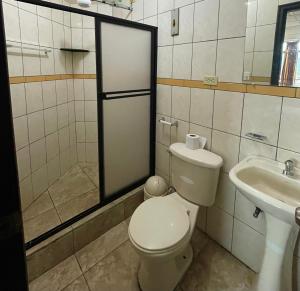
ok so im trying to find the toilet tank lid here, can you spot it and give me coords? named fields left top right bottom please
left=170, top=143, right=223, bottom=169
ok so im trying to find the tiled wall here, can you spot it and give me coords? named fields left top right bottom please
left=4, top=0, right=77, bottom=210
left=3, top=0, right=110, bottom=210
left=127, top=0, right=300, bottom=284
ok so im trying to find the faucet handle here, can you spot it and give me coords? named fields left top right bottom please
left=283, top=160, right=294, bottom=176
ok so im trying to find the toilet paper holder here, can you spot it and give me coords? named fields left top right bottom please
left=159, top=117, right=178, bottom=127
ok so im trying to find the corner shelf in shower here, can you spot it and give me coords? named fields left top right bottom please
left=60, top=48, right=90, bottom=53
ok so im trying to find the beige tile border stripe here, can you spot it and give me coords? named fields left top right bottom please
left=9, top=74, right=97, bottom=84
left=10, top=75, right=300, bottom=98
left=157, top=78, right=299, bottom=98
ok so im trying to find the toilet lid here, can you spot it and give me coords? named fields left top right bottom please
left=129, top=197, right=190, bottom=251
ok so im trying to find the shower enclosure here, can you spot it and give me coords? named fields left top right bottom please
left=1, top=0, right=156, bottom=255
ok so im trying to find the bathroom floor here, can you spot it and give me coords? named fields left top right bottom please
left=29, top=220, right=256, bottom=291
left=23, top=163, right=100, bottom=242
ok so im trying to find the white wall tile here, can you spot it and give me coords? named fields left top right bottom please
left=158, top=12, right=173, bottom=46
left=58, top=126, right=70, bottom=151
left=42, top=81, right=57, bottom=109
left=158, top=0, right=173, bottom=13
left=174, top=0, right=193, bottom=9
left=144, top=0, right=157, bottom=18
left=143, top=15, right=158, bottom=26
left=22, top=45, right=41, bottom=76
left=32, top=164, right=48, bottom=198
left=193, top=0, right=219, bottom=42
left=28, top=111, right=45, bottom=143
left=218, top=0, right=247, bottom=39
left=19, top=175, right=34, bottom=210
left=157, top=85, right=172, bottom=116
left=173, top=43, right=192, bottom=79
left=213, top=91, right=244, bottom=135
left=13, top=116, right=29, bottom=149
left=74, top=79, right=85, bottom=100
left=85, top=122, right=98, bottom=142
left=207, top=206, right=233, bottom=251
left=25, top=82, right=43, bottom=113
left=252, top=51, right=273, bottom=77
left=232, top=219, right=265, bottom=272
left=75, top=101, right=85, bottom=121
left=57, top=103, right=69, bottom=129
left=132, top=0, right=144, bottom=20
left=215, top=173, right=236, bottom=215
left=216, top=37, right=245, bottom=83
left=239, top=138, right=277, bottom=161
left=82, top=29, right=96, bottom=51
left=242, top=94, right=282, bottom=146
left=174, top=4, right=194, bottom=45
left=17, top=146, right=31, bottom=181
left=192, top=41, right=217, bottom=81
left=190, top=89, right=214, bottom=128
left=278, top=98, right=300, bottom=153
left=85, top=101, right=97, bottom=121
left=254, top=24, right=276, bottom=51
left=7, top=45, right=23, bottom=77
left=60, top=149, right=71, bottom=175
left=86, top=143, right=98, bottom=162
left=211, top=130, right=240, bottom=173
left=30, top=138, right=47, bottom=172
left=158, top=46, right=173, bottom=78
left=19, top=10, right=39, bottom=43
left=76, top=122, right=86, bottom=143
left=256, top=0, right=278, bottom=26
left=38, top=17, right=53, bottom=48
left=156, top=142, right=170, bottom=177
left=41, top=50, right=55, bottom=75
left=56, top=80, right=68, bottom=105
left=44, top=107, right=57, bottom=135
left=46, top=132, right=59, bottom=161
left=10, top=84, right=26, bottom=118
left=47, top=155, right=60, bottom=185
left=77, top=142, right=86, bottom=162
left=83, top=52, right=96, bottom=74
left=3, top=3, right=21, bottom=42
left=172, top=86, right=190, bottom=121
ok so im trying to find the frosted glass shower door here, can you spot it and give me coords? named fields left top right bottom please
left=98, top=20, right=155, bottom=200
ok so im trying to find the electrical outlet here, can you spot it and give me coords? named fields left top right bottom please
left=203, top=76, right=218, bottom=86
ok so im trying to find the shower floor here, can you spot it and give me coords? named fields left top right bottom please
left=23, top=163, right=100, bottom=243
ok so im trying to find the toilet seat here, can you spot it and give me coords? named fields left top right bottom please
left=129, top=196, right=190, bottom=253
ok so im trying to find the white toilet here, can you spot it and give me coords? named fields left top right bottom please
left=128, top=142, right=223, bottom=291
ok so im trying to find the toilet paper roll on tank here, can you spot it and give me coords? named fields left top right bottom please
left=185, top=134, right=207, bottom=150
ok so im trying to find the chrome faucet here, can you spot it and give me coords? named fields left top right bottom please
left=283, top=160, right=294, bottom=177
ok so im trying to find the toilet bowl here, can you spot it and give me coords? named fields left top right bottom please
left=129, top=143, right=223, bottom=291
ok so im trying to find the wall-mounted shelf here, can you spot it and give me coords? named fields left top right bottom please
left=60, top=48, right=90, bottom=53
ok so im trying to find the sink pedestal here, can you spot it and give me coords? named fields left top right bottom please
left=257, top=213, right=298, bottom=291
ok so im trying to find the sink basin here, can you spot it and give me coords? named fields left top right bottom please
left=229, top=156, right=300, bottom=291
left=230, top=156, right=300, bottom=225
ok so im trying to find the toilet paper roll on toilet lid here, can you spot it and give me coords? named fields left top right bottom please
left=185, top=134, right=207, bottom=150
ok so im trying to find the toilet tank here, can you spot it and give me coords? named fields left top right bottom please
left=169, top=143, right=223, bottom=206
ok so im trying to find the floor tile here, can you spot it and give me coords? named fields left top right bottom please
left=84, top=241, right=140, bottom=291
left=180, top=238, right=256, bottom=291
left=23, top=191, right=54, bottom=222
left=80, top=163, right=99, bottom=187
left=56, top=188, right=100, bottom=222
left=49, top=165, right=96, bottom=206
left=29, top=256, right=82, bottom=291
left=76, top=221, right=129, bottom=272
left=24, top=208, right=61, bottom=242
left=62, top=275, right=89, bottom=291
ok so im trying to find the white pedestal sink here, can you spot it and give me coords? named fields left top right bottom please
left=229, top=157, right=300, bottom=291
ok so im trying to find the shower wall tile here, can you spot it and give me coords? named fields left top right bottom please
left=17, top=146, right=31, bottom=181
left=14, top=115, right=29, bottom=150
left=3, top=3, right=21, bottom=42
left=25, top=82, right=43, bottom=114
left=32, top=164, right=48, bottom=198
left=19, top=175, right=34, bottom=210
left=46, top=132, right=60, bottom=162
left=30, top=138, right=47, bottom=172
left=10, top=84, right=27, bottom=118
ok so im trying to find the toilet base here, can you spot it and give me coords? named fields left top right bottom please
left=138, top=244, right=193, bottom=291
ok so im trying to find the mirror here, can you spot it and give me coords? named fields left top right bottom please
left=243, top=0, right=300, bottom=87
